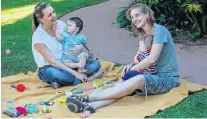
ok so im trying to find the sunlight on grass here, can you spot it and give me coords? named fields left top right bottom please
left=1, top=4, right=35, bottom=26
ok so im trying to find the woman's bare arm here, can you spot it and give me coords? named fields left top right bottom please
left=130, top=44, right=164, bottom=71
left=34, top=43, right=87, bottom=82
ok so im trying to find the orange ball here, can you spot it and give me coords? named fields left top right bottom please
left=5, top=49, right=11, bottom=55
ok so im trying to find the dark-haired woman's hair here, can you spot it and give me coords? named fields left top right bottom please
left=31, top=2, right=50, bottom=35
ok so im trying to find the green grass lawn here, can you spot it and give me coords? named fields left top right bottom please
left=148, top=89, right=207, bottom=118
left=1, top=0, right=105, bottom=77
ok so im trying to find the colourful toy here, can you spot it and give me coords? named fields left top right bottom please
left=57, top=98, right=66, bottom=104
left=39, top=101, right=54, bottom=106
left=25, top=104, right=39, bottom=114
left=41, top=106, right=51, bottom=113
left=72, top=88, right=84, bottom=94
left=16, top=106, right=27, bottom=115
left=2, top=106, right=21, bottom=117
left=46, top=117, right=52, bottom=119
left=85, top=86, right=95, bottom=92
left=65, top=91, right=73, bottom=97
left=6, top=100, right=15, bottom=104
left=92, top=80, right=103, bottom=88
left=11, top=84, right=26, bottom=92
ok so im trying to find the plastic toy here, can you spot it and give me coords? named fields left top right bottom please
left=16, top=106, right=27, bottom=115
left=57, top=98, right=66, bottom=104
left=65, top=91, right=73, bottom=97
left=39, top=101, right=54, bottom=106
left=92, top=80, right=103, bottom=88
left=2, top=106, right=21, bottom=117
left=25, top=104, right=39, bottom=114
left=6, top=100, right=15, bottom=104
left=85, top=86, right=94, bottom=92
left=72, top=88, right=84, bottom=94
left=11, top=84, right=26, bottom=92
left=41, top=106, right=51, bottom=113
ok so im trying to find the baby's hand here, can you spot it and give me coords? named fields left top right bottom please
left=52, top=21, right=58, bottom=30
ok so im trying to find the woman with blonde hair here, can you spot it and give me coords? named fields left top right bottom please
left=66, top=3, right=180, bottom=113
left=31, top=2, right=101, bottom=89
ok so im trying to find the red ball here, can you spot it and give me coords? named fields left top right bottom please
left=16, top=84, right=25, bottom=92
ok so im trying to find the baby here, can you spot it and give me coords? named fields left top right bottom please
left=122, top=35, right=156, bottom=81
left=55, top=17, right=93, bottom=73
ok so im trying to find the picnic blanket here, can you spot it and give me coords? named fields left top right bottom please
left=1, top=58, right=207, bottom=118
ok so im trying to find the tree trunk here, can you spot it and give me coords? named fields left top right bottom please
left=191, top=12, right=203, bottom=35
left=202, top=14, right=206, bottom=34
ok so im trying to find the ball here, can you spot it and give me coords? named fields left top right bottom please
left=5, top=49, right=11, bottom=55
left=16, top=84, right=25, bottom=92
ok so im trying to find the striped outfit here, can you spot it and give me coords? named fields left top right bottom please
left=136, top=49, right=156, bottom=74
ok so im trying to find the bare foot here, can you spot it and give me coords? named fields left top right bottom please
left=87, top=70, right=105, bottom=81
left=76, top=63, right=87, bottom=73
left=78, top=68, right=87, bottom=73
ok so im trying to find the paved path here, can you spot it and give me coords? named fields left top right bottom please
left=60, top=0, right=207, bottom=85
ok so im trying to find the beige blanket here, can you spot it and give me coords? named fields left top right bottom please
left=2, top=58, right=207, bottom=118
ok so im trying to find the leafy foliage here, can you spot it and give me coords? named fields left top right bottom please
left=116, top=0, right=207, bottom=40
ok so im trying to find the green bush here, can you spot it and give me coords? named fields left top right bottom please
left=116, top=0, right=207, bottom=39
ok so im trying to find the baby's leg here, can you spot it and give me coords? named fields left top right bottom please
left=78, top=54, right=88, bottom=73
left=63, top=62, right=81, bottom=69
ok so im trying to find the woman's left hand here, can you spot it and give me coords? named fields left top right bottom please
left=69, top=44, right=83, bottom=56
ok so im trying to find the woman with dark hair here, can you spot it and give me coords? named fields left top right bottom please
left=31, top=2, right=101, bottom=89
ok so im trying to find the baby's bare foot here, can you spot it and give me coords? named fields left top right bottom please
left=78, top=68, right=87, bottom=73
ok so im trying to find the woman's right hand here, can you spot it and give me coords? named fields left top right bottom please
left=74, top=72, right=88, bottom=82
left=69, top=44, right=83, bottom=56
left=121, top=63, right=133, bottom=76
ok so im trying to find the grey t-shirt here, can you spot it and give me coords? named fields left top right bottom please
left=152, top=24, right=179, bottom=77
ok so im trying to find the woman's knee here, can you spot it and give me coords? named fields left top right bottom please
left=125, top=75, right=145, bottom=90
left=43, top=66, right=75, bottom=84
left=86, top=60, right=101, bottom=75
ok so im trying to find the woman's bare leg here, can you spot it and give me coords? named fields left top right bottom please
left=88, top=75, right=145, bottom=101
left=88, top=99, right=118, bottom=109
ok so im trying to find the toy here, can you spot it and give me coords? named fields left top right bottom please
left=11, top=84, right=26, bottom=92
left=72, top=88, right=84, bottom=94
left=41, top=106, right=51, bottom=113
left=92, top=80, right=103, bottom=88
left=16, top=106, right=27, bottom=115
left=25, top=104, right=39, bottom=114
left=2, top=106, right=21, bottom=117
left=65, top=91, right=73, bottom=97
left=39, top=101, right=54, bottom=106
left=6, top=100, right=15, bottom=104
left=5, top=49, right=11, bottom=55
left=85, top=86, right=95, bottom=92
left=57, top=98, right=66, bottom=104
left=66, top=81, right=115, bottom=96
